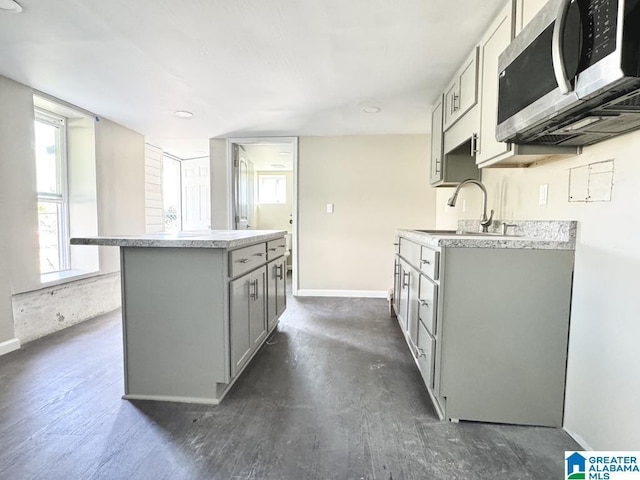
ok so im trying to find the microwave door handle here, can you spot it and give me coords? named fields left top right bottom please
left=552, top=0, right=574, bottom=95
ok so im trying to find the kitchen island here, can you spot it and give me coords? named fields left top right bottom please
left=71, top=230, right=288, bottom=404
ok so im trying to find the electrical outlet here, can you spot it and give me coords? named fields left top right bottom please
left=539, top=184, right=549, bottom=206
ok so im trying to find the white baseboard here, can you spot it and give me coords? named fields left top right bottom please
left=296, top=289, right=387, bottom=298
left=563, top=427, right=593, bottom=450
left=0, top=338, right=21, bottom=357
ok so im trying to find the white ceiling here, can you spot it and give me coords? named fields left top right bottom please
left=0, top=0, right=507, bottom=159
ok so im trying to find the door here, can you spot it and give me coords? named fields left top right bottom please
left=181, top=158, right=211, bottom=231
left=233, top=145, right=256, bottom=230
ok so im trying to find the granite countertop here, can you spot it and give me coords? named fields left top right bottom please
left=70, top=230, right=287, bottom=249
left=398, top=220, right=577, bottom=250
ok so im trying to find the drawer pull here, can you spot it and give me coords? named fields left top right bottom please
left=402, top=272, right=410, bottom=288
left=393, top=242, right=399, bottom=246
left=417, top=348, right=426, bottom=358
left=420, top=300, right=430, bottom=307
left=421, top=259, right=432, bottom=265
left=269, top=248, right=277, bottom=251
left=254, top=253, right=265, bottom=257
left=238, top=258, right=251, bottom=264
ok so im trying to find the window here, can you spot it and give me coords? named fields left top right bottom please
left=34, top=109, right=69, bottom=274
left=162, top=154, right=182, bottom=231
left=258, top=175, right=287, bottom=204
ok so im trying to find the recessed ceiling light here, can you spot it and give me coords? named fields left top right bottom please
left=0, top=0, right=23, bottom=12
left=174, top=110, right=194, bottom=119
left=362, top=106, right=381, bottom=114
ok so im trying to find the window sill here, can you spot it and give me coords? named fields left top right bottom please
left=40, top=269, right=100, bottom=288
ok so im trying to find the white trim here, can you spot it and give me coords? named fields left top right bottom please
left=296, top=289, right=388, bottom=298
left=226, top=136, right=299, bottom=296
left=0, top=338, right=21, bottom=357
left=562, top=428, right=592, bottom=450
left=122, top=394, right=220, bottom=405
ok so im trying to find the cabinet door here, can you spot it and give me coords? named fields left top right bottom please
left=443, top=47, right=479, bottom=131
left=515, top=0, right=547, bottom=36
left=398, top=260, right=411, bottom=330
left=275, top=257, right=286, bottom=318
left=266, top=260, right=277, bottom=326
left=249, top=266, right=267, bottom=348
left=476, top=1, right=515, bottom=165
left=457, top=47, right=479, bottom=119
left=407, top=267, right=420, bottom=350
left=430, top=96, right=444, bottom=185
left=230, top=275, right=252, bottom=378
left=443, top=80, right=459, bottom=131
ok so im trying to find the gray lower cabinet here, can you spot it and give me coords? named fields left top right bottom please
left=230, top=266, right=267, bottom=378
left=394, top=235, right=574, bottom=427
left=267, top=256, right=287, bottom=331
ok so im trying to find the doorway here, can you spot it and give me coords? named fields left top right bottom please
left=228, top=137, right=298, bottom=295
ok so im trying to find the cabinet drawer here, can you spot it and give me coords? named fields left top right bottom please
left=399, top=238, right=421, bottom=266
left=266, top=238, right=287, bottom=261
left=419, top=247, right=439, bottom=279
left=419, top=276, right=437, bottom=335
left=229, top=243, right=267, bottom=278
left=417, top=320, right=435, bottom=389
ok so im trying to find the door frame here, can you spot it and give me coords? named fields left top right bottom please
left=226, top=137, right=299, bottom=296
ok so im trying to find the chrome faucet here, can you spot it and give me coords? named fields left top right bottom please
left=447, top=179, right=494, bottom=233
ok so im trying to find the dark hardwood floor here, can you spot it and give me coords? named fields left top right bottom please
left=0, top=285, right=580, bottom=479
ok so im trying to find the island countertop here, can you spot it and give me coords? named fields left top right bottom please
left=71, top=229, right=287, bottom=249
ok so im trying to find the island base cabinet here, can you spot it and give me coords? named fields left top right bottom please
left=230, top=266, right=267, bottom=378
left=120, top=247, right=228, bottom=403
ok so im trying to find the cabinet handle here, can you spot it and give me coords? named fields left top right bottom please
left=417, top=348, right=426, bottom=358
left=239, top=258, right=251, bottom=264
left=277, top=264, right=284, bottom=280
left=249, top=280, right=258, bottom=300
left=420, top=300, right=430, bottom=307
left=393, top=243, right=399, bottom=246
left=254, top=253, right=265, bottom=257
left=402, top=272, right=410, bottom=289
left=471, top=133, right=479, bottom=156
left=421, top=259, right=432, bottom=265
left=435, top=157, right=441, bottom=175
left=452, top=92, right=459, bottom=113
left=269, top=248, right=277, bottom=251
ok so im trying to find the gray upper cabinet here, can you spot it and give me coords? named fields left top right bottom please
left=443, top=47, right=479, bottom=131
left=430, top=96, right=445, bottom=185
left=475, top=1, right=515, bottom=165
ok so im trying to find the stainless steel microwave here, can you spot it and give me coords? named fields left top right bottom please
left=496, top=0, right=640, bottom=146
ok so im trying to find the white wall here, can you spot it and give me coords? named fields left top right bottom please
left=210, top=138, right=231, bottom=229
left=144, top=144, right=164, bottom=233
left=298, top=135, right=436, bottom=295
left=443, top=130, right=640, bottom=449
left=0, top=75, right=146, bottom=347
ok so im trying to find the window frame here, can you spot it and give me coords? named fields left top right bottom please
left=34, top=107, right=71, bottom=273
